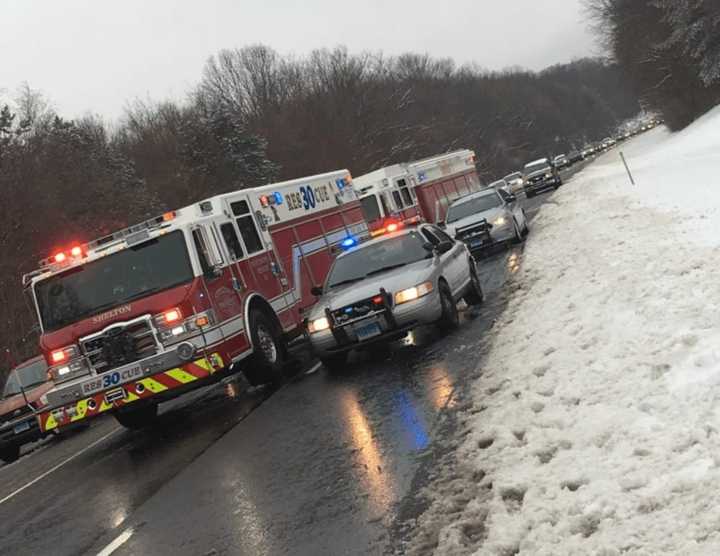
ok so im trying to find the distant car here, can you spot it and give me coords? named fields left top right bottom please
left=567, top=151, right=583, bottom=164
left=306, top=224, right=484, bottom=370
left=581, top=145, right=595, bottom=158
left=489, top=179, right=512, bottom=195
left=0, top=357, right=52, bottom=463
left=553, top=154, right=569, bottom=169
left=444, top=188, right=528, bottom=253
left=522, top=158, right=562, bottom=198
left=503, top=172, right=525, bottom=194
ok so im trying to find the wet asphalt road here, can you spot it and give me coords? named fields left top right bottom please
left=0, top=165, right=585, bottom=556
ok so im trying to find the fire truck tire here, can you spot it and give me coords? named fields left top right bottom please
left=437, top=281, right=460, bottom=331
left=114, top=403, right=158, bottom=429
left=320, top=352, right=348, bottom=373
left=0, top=444, right=20, bottom=463
left=243, top=310, right=285, bottom=387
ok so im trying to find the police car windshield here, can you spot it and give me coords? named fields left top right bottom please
left=3, top=360, right=47, bottom=397
left=35, top=231, right=194, bottom=331
left=446, top=193, right=502, bottom=223
left=326, top=232, right=429, bottom=288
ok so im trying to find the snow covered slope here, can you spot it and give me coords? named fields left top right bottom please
left=423, top=107, right=720, bottom=555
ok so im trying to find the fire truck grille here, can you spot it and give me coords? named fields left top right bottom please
left=81, top=319, right=158, bottom=372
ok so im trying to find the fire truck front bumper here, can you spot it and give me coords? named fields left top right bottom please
left=38, top=351, right=225, bottom=433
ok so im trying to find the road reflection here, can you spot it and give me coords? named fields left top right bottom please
left=427, top=364, right=456, bottom=411
left=339, top=389, right=396, bottom=514
left=508, top=251, right=521, bottom=274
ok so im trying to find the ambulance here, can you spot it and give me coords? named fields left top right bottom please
left=354, top=150, right=482, bottom=233
left=23, top=170, right=366, bottom=431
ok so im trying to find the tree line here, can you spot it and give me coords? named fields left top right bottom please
left=586, top=0, right=720, bottom=130
left=0, top=46, right=639, bottom=366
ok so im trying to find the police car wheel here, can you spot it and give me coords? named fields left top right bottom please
left=513, top=219, right=525, bottom=244
left=321, top=352, right=348, bottom=373
left=114, top=403, right=158, bottom=430
left=244, top=311, right=285, bottom=387
left=463, top=263, right=484, bottom=306
left=437, top=283, right=460, bottom=330
left=0, top=443, right=20, bottom=463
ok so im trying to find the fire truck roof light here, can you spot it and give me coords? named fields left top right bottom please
left=273, top=192, right=283, bottom=205
left=54, top=252, right=66, bottom=263
left=70, top=246, right=83, bottom=257
left=162, top=211, right=176, bottom=222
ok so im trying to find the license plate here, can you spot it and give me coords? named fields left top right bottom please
left=470, top=238, right=487, bottom=248
left=81, top=365, right=144, bottom=396
left=13, top=420, right=31, bottom=434
left=353, top=320, right=382, bottom=342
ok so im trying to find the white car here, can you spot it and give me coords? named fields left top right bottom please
left=503, top=172, right=525, bottom=194
left=444, top=188, right=529, bottom=253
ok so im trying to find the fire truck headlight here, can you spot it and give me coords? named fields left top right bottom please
left=308, top=317, right=330, bottom=334
left=49, top=357, right=89, bottom=383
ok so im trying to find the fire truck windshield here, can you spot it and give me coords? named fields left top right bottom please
left=359, top=195, right=381, bottom=223
left=34, top=230, right=194, bottom=331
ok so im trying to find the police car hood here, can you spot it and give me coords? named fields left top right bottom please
left=309, top=259, right=434, bottom=318
left=446, top=207, right=506, bottom=237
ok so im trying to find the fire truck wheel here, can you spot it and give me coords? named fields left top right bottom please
left=114, top=403, right=159, bottom=430
left=0, top=444, right=20, bottom=463
left=320, top=352, right=348, bottom=373
left=437, top=282, right=460, bottom=331
left=244, top=311, right=285, bottom=387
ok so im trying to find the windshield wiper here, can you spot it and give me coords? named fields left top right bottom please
left=329, top=277, right=365, bottom=289
left=365, top=263, right=408, bottom=277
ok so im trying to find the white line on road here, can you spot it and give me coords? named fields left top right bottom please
left=305, top=362, right=322, bottom=375
left=97, top=528, right=134, bottom=556
left=0, top=426, right=121, bottom=506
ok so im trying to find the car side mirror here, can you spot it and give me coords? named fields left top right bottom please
left=506, top=194, right=516, bottom=203
left=436, top=241, right=454, bottom=254
left=311, top=285, right=323, bottom=296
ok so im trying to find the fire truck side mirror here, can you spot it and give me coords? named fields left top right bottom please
left=311, top=285, right=323, bottom=296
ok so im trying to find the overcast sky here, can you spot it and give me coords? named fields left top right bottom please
left=1, top=0, right=598, bottom=121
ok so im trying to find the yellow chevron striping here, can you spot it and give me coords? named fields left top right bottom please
left=139, top=377, right=168, bottom=393
left=45, top=413, right=57, bottom=431
left=194, top=358, right=212, bottom=372
left=71, top=399, right=88, bottom=422
left=100, top=399, right=113, bottom=412
left=166, top=368, right=199, bottom=384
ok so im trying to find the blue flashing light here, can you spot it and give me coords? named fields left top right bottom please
left=344, top=307, right=353, bottom=314
left=336, top=178, right=346, bottom=190
left=273, top=192, right=283, bottom=205
left=340, top=236, right=358, bottom=250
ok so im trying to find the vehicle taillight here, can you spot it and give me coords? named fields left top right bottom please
left=386, top=223, right=400, bottom=233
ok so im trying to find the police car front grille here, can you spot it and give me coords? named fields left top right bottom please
left=456, top=221, right=491, bottom=241
left=332, top=295, right=390, bottom=325
left=81, top=318, right=159, bottom=372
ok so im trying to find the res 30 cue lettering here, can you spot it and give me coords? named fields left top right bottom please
left=285, top=185, right=332, bottom=212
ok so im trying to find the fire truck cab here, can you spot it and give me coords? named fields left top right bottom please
left=355, top=150, right=482, bottom=232
left=24, top=170, right=366, bottom=431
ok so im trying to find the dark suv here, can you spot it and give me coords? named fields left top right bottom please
left=522, top=158, right=562, bottom=198
left=0, top=357, right=52, bottom=463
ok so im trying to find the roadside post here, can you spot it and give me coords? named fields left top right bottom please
left=619, top=151, right=635, bottom=185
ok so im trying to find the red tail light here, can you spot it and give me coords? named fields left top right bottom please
left=386, top=223, right=400, bottom=233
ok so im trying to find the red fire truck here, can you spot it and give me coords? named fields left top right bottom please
left=354, top=150, right=482, bottom=233
left=23, top=170, right=366, bottom=431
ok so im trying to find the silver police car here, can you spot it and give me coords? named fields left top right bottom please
left=443, top=188, right=529, bottom=253
left=306, top=224, right=484, bottom=370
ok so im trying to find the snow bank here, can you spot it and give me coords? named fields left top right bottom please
left=426, top=108, right=720, bottom=555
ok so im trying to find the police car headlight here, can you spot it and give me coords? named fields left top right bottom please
left=308, top=317, right=330, bottom=334
left=395, top=282, right=434, bottom=305
left=545, top=172, right=553, bottom=178
left=493, top=216, right=507, bottom=227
